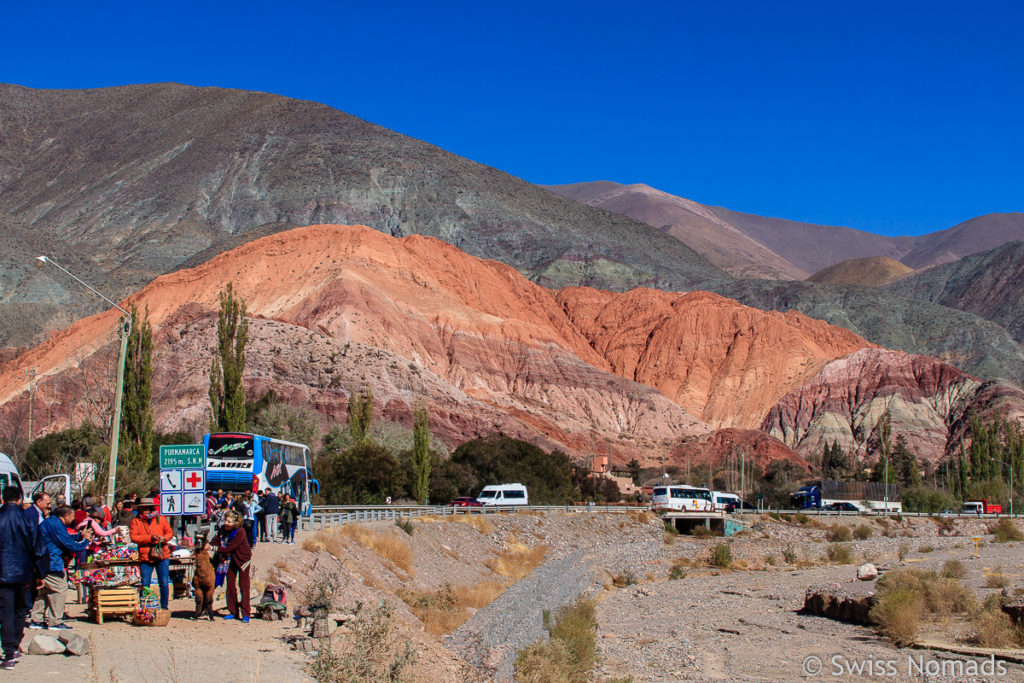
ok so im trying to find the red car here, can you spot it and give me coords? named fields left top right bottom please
left=448, top=497, right=483, bottom=507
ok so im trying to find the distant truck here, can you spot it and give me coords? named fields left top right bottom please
left=791, top=480, right=902, bottom=513
left=962, top=499, right=1002, bottom=515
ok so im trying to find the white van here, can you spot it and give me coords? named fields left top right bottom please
left=476, top=483, right=529, bottom=506
left=0, top=452, right=71, bottom=504
left=712, top=491, right=741, bottom=512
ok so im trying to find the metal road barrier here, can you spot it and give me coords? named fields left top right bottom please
left=298, top=503, right=1019, bottom=531
left=300, top=503, right=641, bottom=531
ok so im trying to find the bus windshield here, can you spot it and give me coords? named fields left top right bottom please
left=206, top=434, right=254, bottom=460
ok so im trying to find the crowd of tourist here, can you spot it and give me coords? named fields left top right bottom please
left=0, top=483, right=304, bottom=670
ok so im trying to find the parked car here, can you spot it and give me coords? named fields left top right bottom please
left=828, top=502, right=861, bottom=512
left=448, top=496, right=482, bottom=507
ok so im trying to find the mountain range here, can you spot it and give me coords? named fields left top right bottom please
left=2, top=224, right=1019, bottom=468
left=1, top=82, right=1022, bottom=471
left=549, top=181, right=1024, bottom=279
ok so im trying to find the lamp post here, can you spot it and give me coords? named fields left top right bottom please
left=35, top=256, right=132, bottom=509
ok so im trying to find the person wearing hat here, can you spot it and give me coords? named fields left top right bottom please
left=129, top=497, right=173, bottom=610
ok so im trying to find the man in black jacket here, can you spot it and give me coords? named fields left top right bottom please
left=0, top=486, right=48, bottom=669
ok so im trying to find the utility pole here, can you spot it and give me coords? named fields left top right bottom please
left=26, top=368, right=37, bottom=442
left=740, top=451, right=745, bottom=504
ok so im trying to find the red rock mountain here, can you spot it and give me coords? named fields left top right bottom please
left=0, top=224, right=882, bottom=466
left=761, top=348, right=1024, bottom=463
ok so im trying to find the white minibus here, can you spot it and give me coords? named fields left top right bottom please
left=651, top=485, right=713, bottom=512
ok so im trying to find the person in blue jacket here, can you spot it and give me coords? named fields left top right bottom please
left=0, top=486, right=48, bottom=669
left=30, top=504, right=91, bottom=630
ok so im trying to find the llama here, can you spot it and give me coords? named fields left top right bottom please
left=192, top=535, right=216, bottom=620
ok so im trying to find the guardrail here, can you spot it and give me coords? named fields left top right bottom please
left=298, top=504, right=1019, bottom=531
left=300, top=503, right=641, bottom=531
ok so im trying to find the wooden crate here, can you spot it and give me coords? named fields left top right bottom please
left=90, top=587, right=139, bottom=624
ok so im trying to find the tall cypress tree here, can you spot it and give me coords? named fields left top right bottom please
left=347, top=386, right=373, bottom=444
left=209, top=282, right=249, bottom=432
left=412, top=404, right=431, bottom=504
left=120, top=303, right=154, bottom=473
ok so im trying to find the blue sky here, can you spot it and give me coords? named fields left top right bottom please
left=4, top=1, right=1021, bottom=236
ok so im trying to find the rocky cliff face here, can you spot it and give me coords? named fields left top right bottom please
left=760, top=348, right=1024, bottom=463
left=555, top=287, right=870, bottom=427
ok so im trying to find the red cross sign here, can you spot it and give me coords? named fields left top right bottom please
left=183, top=469, right=205, bottom=491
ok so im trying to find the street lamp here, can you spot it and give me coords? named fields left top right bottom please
left=35, top=255, right=132, bottom=509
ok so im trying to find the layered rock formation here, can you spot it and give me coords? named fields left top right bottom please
left=555, top=287, right=870, bottom=427
left=0, top=224, right=709, bottom=463
left=761, top=348, right=1024, bottom=463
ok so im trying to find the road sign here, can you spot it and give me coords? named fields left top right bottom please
left=161, top=493, right=182, bottom=516
left=159, top=444, right=205, bottom=468
left=160, top=469, right=183, bottom=492
left=183, top=469, right=205, bottom=491
left=183, top=492, right=206, bottom=515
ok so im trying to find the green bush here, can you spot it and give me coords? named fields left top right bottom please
left=989, top=518, right=1024, bottom=543
left=900, top=486, right=957, bottom=513
left=710, top=543, right=732, bottom=569
left=668, top=565, right=688, bottom=580
left=395, top=519, right=415, bottom=536
left=825, top=543, right=853, bottom=564
left=516, top=598, right=597, bottom=683
left=940, top=560, right=966, bottom=579
left=782, top=544, right=798, bottom=564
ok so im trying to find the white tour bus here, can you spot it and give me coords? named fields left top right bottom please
left=476, top=483, right=529, bottom=506
left=651, top=485, right=713, bottom=512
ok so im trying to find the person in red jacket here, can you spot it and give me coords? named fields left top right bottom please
left=212, top=511, right=252, bottom=622
left=129, top=497, right=173, bottom=609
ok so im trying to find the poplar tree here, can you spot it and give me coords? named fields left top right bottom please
left=412, top=404, right=431, bottom=504
left=120, top=303, right=154, bottom=473
left=209, top=282, right=249, bottom=432
left=347, top=386, right=373, bottom=444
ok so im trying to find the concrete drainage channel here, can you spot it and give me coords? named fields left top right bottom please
left=446, top=539, right=662, bottom=681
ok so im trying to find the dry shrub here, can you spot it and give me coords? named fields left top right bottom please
left=824, top=543, right=853, bottom=564
left=989, top=518, right=1024, bottom=543
left=917, top=545, right=935, bottom=553
left=971, top=607, right=1024, bottom=648
left=330, top=525, right=416, bottom=576
left=626, top=509, right=656, bottom=524
left=303, top=531, right=349, bottom=560
left=443, top=515, right=493, bottom=535
left=853, top=524, right=874, bottom=540
left=455, top=581, right=507, bottom=609
left=940, top=559, right=967, bottom=579
left=827, top=526, right=852, bottom=542
left=399, top=583, right=464, bottom=635
left=306, top=601, right=414, bottom=683
left=612, top=571, right=637, bottom=588
left=871, top=588, right=923, bottom=646
left=690, top=525, right=714, bottom=539
left=984, top=566, right=1009, bottom=588
left=515, top=598, right=597, bottom=683
left=732, top=558, right=749, bottom=570
left=877, top=568, right=976, bottom=616
left=487, top=543, right=547, bottom=581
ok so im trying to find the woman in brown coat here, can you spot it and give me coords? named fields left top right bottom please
left=212, top=511, right=252, bottom=622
